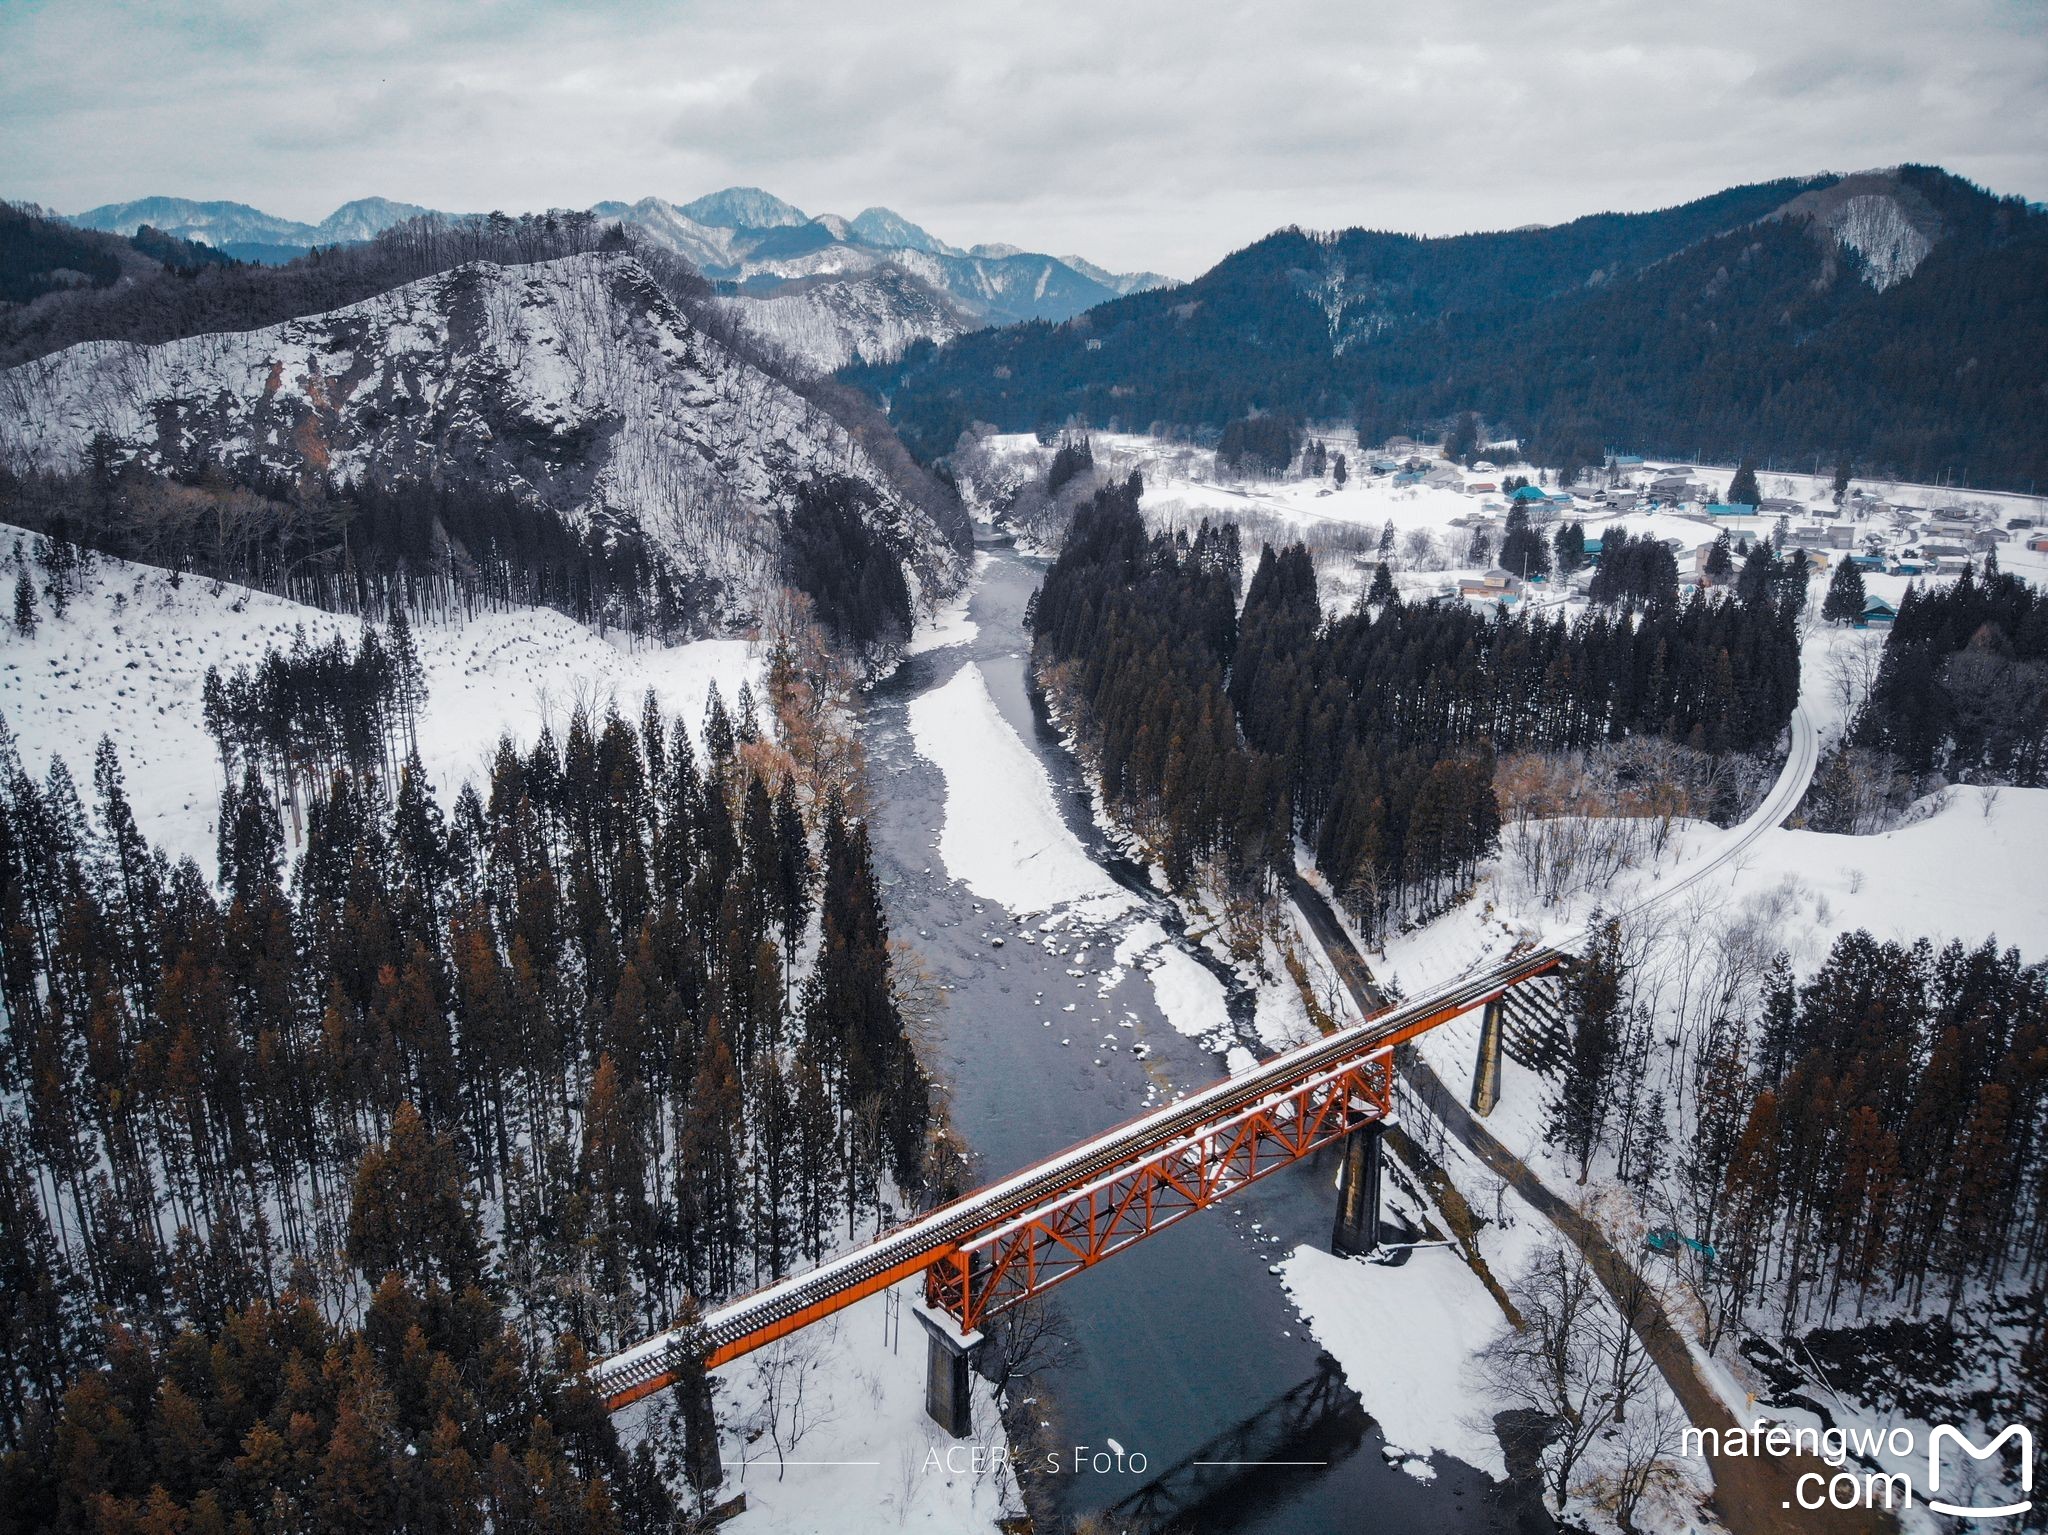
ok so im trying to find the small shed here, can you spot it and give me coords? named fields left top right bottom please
left=1859, top=597, right=1898, bottom=628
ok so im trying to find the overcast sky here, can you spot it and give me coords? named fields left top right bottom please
left=5, top=0, right=2044, bottom=276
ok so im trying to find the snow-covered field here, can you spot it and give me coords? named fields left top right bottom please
left=1, top=536, right=758, bottom=869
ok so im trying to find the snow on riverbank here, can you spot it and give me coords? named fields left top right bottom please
left=1281, top=1245, right=1509, bottom=1478
left=907, top=662, right=1134, bottom=919
left=903, top=553, right=987, bottom=657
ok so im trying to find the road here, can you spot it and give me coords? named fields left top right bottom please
left=1292, top=707, right=1891, bottom=1535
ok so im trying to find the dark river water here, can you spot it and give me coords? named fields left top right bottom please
left=863, top=536, right=1534, bottom=1534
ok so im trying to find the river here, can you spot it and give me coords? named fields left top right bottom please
left=862, top=535, right=1536, bottom=1533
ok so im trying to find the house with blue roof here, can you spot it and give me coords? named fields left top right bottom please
left=1859, top=597, right=1898, bottom=628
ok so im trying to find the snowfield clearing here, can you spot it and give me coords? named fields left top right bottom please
left=1, top=533, right=758, bottom=874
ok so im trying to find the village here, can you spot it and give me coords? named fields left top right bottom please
left=1006, top=427, right=2048, bottom=635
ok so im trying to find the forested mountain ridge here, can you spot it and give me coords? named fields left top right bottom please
left=1, top=201, right=236, bottom=306
left=0, top=243, right=969, bottom=639
left=851, top=166, right=2048, bottom=491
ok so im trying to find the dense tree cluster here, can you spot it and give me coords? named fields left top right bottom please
left=1498, top=505, right=1551, bottom=581
left=1237, top=551, right=1799, bottom=938
left=1214, top=414, right=1302, bottom=477
left=1030, top=477, right=1289, bottom=892
left=1584, top=529, right=1678, bottom=610
left=1850, top=563, right=2048, bottom=786
left=1, top=466, right=723, bottom=641
left=0, top=202, right=235, bottom=309
left=777, top=477, right=913, bottom=662
left=200, top=615, right=425, bottom=830
left=1032, top=482, right=1800, bottom=942
left=0, top=658, right=931, bottom=1522
left=1702, top=934, right=2048, bottom=1328
left=1044, top=435, right=1094, bottom=498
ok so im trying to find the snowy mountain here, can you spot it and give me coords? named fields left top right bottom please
left=68, top=195, right=438, bottom=255
left=0, top=250, right=966, bottom=620
left=68, top=196, right=321, bottom=247
left=849, top=206, right=952, bottom=254
left=55, top=185, right=1176, bottom=373
left=718, top=264, right=976, bottom=372
left=1059, top=252, right=1177, bottom=297
left=678, top=185, right=812, bottom=229
left=606, top=188, right=1174, bottom=366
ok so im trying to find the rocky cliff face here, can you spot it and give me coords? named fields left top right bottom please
left=1774, top=171, right=1946, bottom=290
left=0, top=250, right=965, bottom=617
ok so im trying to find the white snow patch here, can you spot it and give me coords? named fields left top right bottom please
left=1145, top=945, right=1231, bottom=1041
left=906, top=662, right=1133, bottom=919
left=1280, top=1245, right=1507, bottom=1477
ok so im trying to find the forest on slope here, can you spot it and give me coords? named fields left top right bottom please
left=1032, top=477, right=1800, bottom=940
left=0, top=574, right=939, bottom=1529
left=851, top=167, right=2048, bottom=492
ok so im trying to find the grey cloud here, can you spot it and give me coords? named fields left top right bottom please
left=3, top=0, right=2043, bottom=276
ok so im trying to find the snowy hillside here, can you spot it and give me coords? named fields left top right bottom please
left=0, top=251, right=965, bottom=617
left=720, top=267, right=975, bottom=372
left=0, top=535, right=758, bottom=872
left=1776, top=170, right=1945, bottom=290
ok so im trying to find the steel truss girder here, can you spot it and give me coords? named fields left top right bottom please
left=923, top=1050, right=1394, bottom=1333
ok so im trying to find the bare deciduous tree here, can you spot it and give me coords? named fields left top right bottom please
left=1473, top=1240, right=1613, bottom=1510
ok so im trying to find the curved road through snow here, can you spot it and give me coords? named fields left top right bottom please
left=1293, top=706, right=1891, bottom=1535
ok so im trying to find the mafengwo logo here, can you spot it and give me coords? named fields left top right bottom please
left=1927, top=1424, right=2033, bottom=1520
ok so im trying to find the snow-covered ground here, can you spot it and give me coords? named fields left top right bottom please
left=613, top=1281, right=1021, bottom=1535
left=1, top=536, right=758, bottom=870
left=1276, top=1131, right=1715, bottom=1531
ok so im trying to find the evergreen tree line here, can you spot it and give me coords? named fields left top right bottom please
left=1715, top=933, right=2048, bottom=1324
left=0, top=668, right=934, bottom=1524
left=200, top=613, right=426, bottom=832
left=1033, top=482, right=1801, bottom=941
left=1849, top=561, right=2048, bottom=787
left=1028, top=476, right=1291, bottom=893
left=2, top=464, right=725, bottom=642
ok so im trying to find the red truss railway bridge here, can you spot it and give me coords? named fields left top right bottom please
left=588, top=945, right=1568, bottom=1442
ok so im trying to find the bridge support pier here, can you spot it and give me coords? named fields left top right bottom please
left=912, top=1305, right=983, bottom=1438
left=680, top=1371, right=722, bottom=1492
left=1470, top=997, right=1505, bottom=1117
left=1331, top=1120, right=1385, bottom=1257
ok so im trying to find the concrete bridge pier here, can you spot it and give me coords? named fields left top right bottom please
left=912, top=1304, right=983, bottom=1437
left=1331, top=1120, right=1386, bottom=1257
left=1470, top=996, right=1506, bottom=1116
left=679, top=1370, right=723, bottom=1491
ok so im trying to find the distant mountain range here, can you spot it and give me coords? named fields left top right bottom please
left=61, top=188, right=1176, bottom=371
left=849, top=165, right=2048, bottom=494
